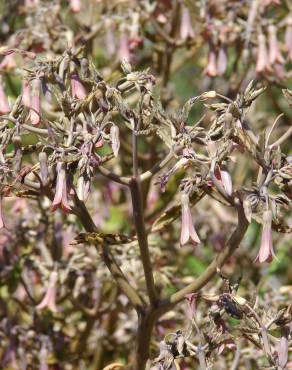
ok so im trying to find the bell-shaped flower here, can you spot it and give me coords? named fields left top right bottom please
left=70, top=72, right=86, bottom=99
left=180, top=193, right=200, bottom=246
left=0, top=196, right=4, bottom=229
left=256, top=33, right=271, bottom=74
left=276, top=327, right=289, bottom=369
left=268, top=25, right=284, bottom=65
left=255, top=209, right=276, bottom=263
left=180, top=6, right=195, bottom=41
left=22, top=79, right=31, bottom=107
left=0, top=82, right=10, bottom=115
left=285, top=23, right=292, bottom=61
left=217, top=47, right=228, bottom=76
left=36, top=271, right=58, bottom=312
left=118, top=29, right=130, bottom=62
left=204, top=48, right=218, bottom=77
left=51, top=162, right=71, bottom=213
left=214, top=166, right=233, bottom=196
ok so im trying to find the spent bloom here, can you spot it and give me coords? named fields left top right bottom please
left=51, top=162, right=71, bottom=213
left=214, top=166, right=233, bottom=196
left=180, top=193, right=200, bottom=246
left=255, top=209, right=276, bottom=263
left=36, top=271, right=58, bottom=312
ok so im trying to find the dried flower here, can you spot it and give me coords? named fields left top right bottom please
left=0, top=82, right=10, bottom=115
left=110, top=124, right=120, bottom=157
left=51, top=162, right=71, bottom=213
left=36, top=271, right=58, bottom=312
left=70, top=72, right=86, bottom=99
left=268, top=25, right=284, bottom=65
left=180, top=193, right=200, bottom=246
left=180, top=6, right=195, bottom=41
left=255, top=209, right=276, bottom=263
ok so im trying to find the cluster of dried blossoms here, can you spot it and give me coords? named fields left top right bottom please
left=0, top=1, right=291, bottom=370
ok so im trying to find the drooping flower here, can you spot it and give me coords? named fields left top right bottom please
left=39, top=151, right=49, bottom=186
left=118, top=29, right=130, bottom=62
left=29, top=78, right=41, bottom=125
left=256, top=33, right=271, bottom=74
left=110, top=124, right=120, bottom=157
left=0, top=196, right=5, bottom=229
left=185, top=293, right=197, bottom=320
left=284, top=22, right=292, bottom=61
left=70, top=72, right=86, bottom=99
left=51, top=162, right=71, bottom=213
left=0, top=54, right=16, bottom=71
left=276, top=326, right=289, bottom=369
left=180, top=6, right=195, bottom=41
left=0, top=82, right=10, bottom=115
left=204, top=48, right=218, bottom=77
left=22, top=79, right=31, bottom=107
left=36, top=271, right=58, bottom=312
left=214, top=166, right=233, bottom=196
left=255, top=209, right=276, bottom=263
left=180, top=193, right=200, bottom=246
left=268, top=25, right=284, bottom=65
left=104, top=19, right=116, bottom=57
left=217, top=47, right=228, bottom=76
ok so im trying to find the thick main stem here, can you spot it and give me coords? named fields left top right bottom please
left=130, top=178, right=158, bottom=306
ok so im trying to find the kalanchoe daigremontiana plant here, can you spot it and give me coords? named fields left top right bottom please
left=0, top=1, right=291, bottom=370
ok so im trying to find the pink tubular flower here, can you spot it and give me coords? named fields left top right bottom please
left=217, top=47, right=228, bottom=76
left=22, top=79, right=31, bottom=107
left=0, top=54, right=16, bottom=71
left=268, top=25, right=284, bottom=65
left=0, top=196, right=4, bottom=229
left=29, top=78, right=41, bottom=125
left=180, top=6, right=195, bottom=41
left=204, top=48, right=218, bottom=77
left=214, top=166, right=233, bottom=196
left=185, top=293, right=197, bottom=320
left=51, top=162, right=71, bottom=213
left=110, top=124, right=120, bottom=157
left=0, top=82, right=10, bottom=115
left=285, top=23, right=292, bottom=61
left=180, top=193, right=200, bottom=246
left=70, top=72, right=86, bottom=99
left=36, top=271, right=58, bottom=312
left=255, top=210, right=276, bottom=263
left=256, top=33, right=271, bottom=74
left=118, top=31, right=130, bottom=62
left=70, top=0, right=81, bottom=12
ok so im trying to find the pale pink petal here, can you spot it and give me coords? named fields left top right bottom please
left=217, top=48, right=228, bottom=76
left=204, top=49, right=218, bottom=77
left=22, top=79, right=31, bottom=107
left=29, top=78, right=41, bottom=125
left=268, top=25, right=284, bottom=65
left=118, top=32, right=130, bottom=62
left=36, top=271, right=58, bottom=312
left=0, top=197, right=4, bottom=229
left=180, top=6, right=195, bottom=41
left=70, top=0, right=81, bottom=12
left=71, top=72, right=86, bottom=99
left=285, top=25, right=292, bottom=61
left=220, top=169, right=233, bottom=196
left=256, top=34, right=270, bottom=74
